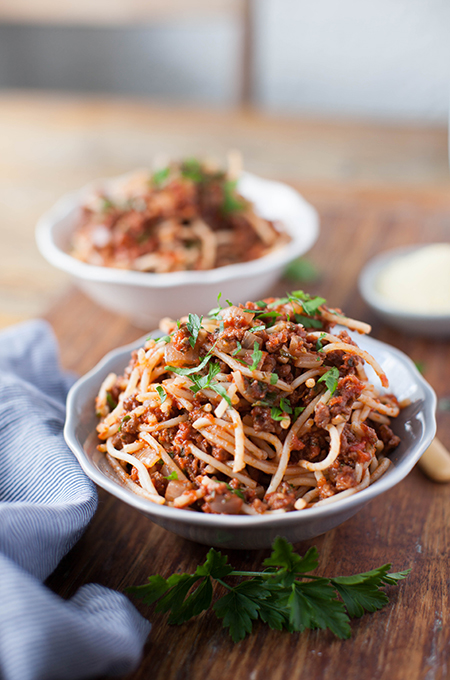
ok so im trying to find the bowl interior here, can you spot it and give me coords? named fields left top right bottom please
left=64, top=330, right=436, bottom=548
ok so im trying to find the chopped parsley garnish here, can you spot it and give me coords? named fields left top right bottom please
left=186, top=313, right=203, bottom=349
left=249, top=342, right=263, bottom=371
left=128, top=536, right=410, bottom=643
left=152, top=167, right=170, bottom=186
left=316, top=332, right=327, bottom=351
left=280, top=397, right=292, bottom=414
left=317, top=366, right=340, bottom=395
left=211, top=383, right=232, bottom=407
left=165, top=470, right=178, bottom=481
left=255, top=300, right=267, bottom=308
left=155, top=385, right=167, bottom=404
left=100, top=197, right=114, bottom=212
left=251, top=325, right=266, bottom=332
left=159, top=334, right=171, bottom=343
left=295, top=315, right=324, bottom=329
left=242, top=309, right=281, bottom=321
left=222, top=179, right=245, bottom=214
left=118, top=414, right=131, bottom=432
left=271, top=406, right=286, bottom=422
left=181, top=158, right=204, bottom=183
left=225, top=483, right=245, bottom=500
left=208, top=293, right=224, bottom=319
left=290, top=290, right=326, bottom=316
left=106, top=392, right=117, bottom=410
left=166, top=353, right=212, bottom=376
left=271, top=397, right=293, bottom=421
left=189, top=362, right=221, bottom=394
left=231, top=341, right=243, bottom=356
left=270, top=373, right=278, bottom=385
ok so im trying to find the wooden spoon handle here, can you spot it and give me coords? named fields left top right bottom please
left=418, top=437, right=450, bottom=482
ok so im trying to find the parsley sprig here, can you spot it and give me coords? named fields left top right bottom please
left=222, top=179, right=245, bottom=214
left=166, top=355, right=232, bottom=407
left=128, top=537, right=410, bottom=643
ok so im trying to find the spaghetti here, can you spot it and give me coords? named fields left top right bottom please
left=71, top=157, right=289, bottom=272
left=95, top=291, right=400, bottom=514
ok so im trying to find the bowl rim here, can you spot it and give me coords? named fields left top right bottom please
left=359, top=244, right=450, bottom=320
left=36, top=171, right=319, bottom=288
left=64, top=331, right=437, bottom=529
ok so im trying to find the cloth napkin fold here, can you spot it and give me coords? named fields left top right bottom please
left=0, top=320, right=151, bottom=680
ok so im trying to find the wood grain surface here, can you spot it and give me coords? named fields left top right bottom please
left=45, top=184, right=450, bottom=680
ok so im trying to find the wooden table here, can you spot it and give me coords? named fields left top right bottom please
left=45, top=182, right=450, bottom=680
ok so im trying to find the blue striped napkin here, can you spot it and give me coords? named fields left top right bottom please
left=0, top=320, right=150, bottom=680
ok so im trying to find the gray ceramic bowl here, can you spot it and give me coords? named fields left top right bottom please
left=64, top=331, right=436, bottom=549
left=359, top=246, right=450, bottom=337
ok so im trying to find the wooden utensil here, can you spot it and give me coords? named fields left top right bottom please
left=418, top=437, right=450, bottom=482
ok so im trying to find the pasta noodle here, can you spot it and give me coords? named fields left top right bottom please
left=95, top=291, right=400, bottom=514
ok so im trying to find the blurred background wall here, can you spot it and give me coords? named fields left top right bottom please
left=0, top=0, right=448, bottom=122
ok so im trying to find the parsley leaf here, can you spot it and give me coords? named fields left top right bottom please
left=271, top=407, right=285, bottom=422
left=100, top=197, right=114, bottom=212
left=225, top=483, right=245, bottom=500
left=289, top=580, right=351, bottom=639
left=165, top=354, right=212, bottom=376
left=264, top=538, right=319, bottom=574
left=249, top=342, right=263, bottom=371
left=155, top=385, right=167, bottom=404
left=181, top=158, right=204, bottom=183
left=117, top=413, right=131, bottom=432
left=231, top=341, right=243, bottom=356
left=289, top=290, right=326, bottom=316
left=165, top=470, right=178, bottom=481
left=152, top=167, right=170, bottom=186
left=106, top=391, right=117, bottom=410
left=222, top=179, right=245, bottom=214
left=213, top=585, right=260, bottom=642
left=211, top=383, right=232, bottom=407
left=270, top=398, right=294, bottom=421
left=186, top=313, right=203, bottom=349
left=295, top=315, right=324, bottom=329
left=270, top=373, right=278, bottom=385
left=316, top=332, right=327, bottom=351
left=208, top=293, right=223, bottom=319
left=293, top=406, right=305, bottom=420
left=317, top=366, right=340, bottom=395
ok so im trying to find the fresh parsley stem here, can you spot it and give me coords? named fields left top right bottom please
left=228, top=571, right=267, bottom=577
left=215, top=578, right=232, bottom=590
left=229, top=570, right=324, bottom=579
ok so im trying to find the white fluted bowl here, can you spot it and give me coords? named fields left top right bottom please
left=64, top=331, right=436, bottom=549
left=36, top=172, right=319, bottom=328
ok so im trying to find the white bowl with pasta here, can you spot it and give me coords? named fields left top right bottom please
left=36, top=171, right=319, bottom=329
left=64, top=330, right=436, bottom=549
